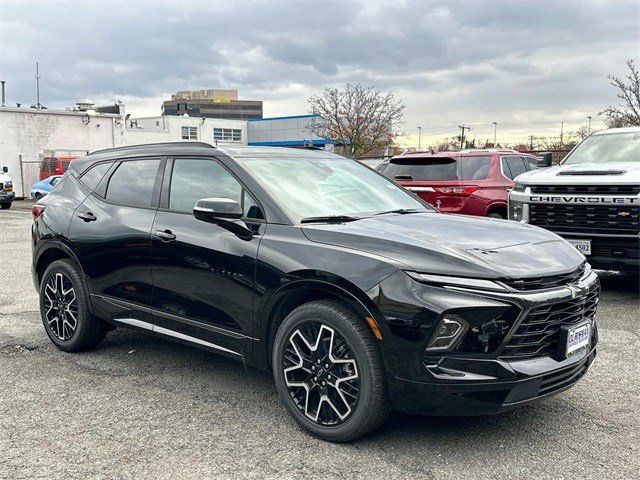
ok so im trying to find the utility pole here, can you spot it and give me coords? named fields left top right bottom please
left=35, top=61, right=42, bottom=109
left=560, top=121, right=564, bottom=145
left=417, top=126, right=422, bottom=151
left=492, top=122, right=497, bottom=147
left=530, top=135, right=535, bottom=150
left=459, top=125, right=471, bottom=149
left=587, top=116, right=592, bottom=134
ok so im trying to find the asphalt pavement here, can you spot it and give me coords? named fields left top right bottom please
left=1, top=200, right=639, bottom=479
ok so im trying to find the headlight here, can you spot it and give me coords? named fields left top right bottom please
left=508, top=200, right=523, bottom=221
left=425, top=315, right=469, bottom=352
left=513, top=182, right=525, bottom=192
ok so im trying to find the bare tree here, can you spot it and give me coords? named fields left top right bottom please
left=600, top=59, right=640, bottom=128
left=308, top=84, right=405, bottom=158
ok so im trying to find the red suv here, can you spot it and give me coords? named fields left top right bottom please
left=379, top=149, right=540, bottom=218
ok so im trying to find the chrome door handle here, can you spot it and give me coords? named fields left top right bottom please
left=155, top=229, right=176, bottom=242
left=77, top=212, right=96, bottom=222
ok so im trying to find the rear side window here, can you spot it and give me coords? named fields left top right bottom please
left=522, top=156, right=539, bottom=171
left=382, top=156, right=490, bottom=181
left=502, top=156, right=527, bottom=180
left=459, top=156, right=491, bottom=180
left=79, top=162, right=112, bottom=192
left=106, top=159, right=160, bottom=207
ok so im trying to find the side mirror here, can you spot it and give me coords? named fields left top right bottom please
left=2, top=166, right=7, bottom=173
left=193, top=197, right=242, bottom=222
left=537, top=152, right=552, bottom=168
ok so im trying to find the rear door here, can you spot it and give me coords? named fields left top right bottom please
left=69, top=157, right=164, bottom=324
left=150, top=156, right=265, bottom=359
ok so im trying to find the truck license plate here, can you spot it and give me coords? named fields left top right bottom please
left=568, top=239, right=591, bottom=255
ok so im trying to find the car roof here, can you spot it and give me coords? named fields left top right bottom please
left=71, top=142, right=345, bottom=174
left=591, top=126, right=640, bottom=135
left=390, top=149, right=535, bottom=161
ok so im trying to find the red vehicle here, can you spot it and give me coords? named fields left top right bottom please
left=379, top=149, right=540, bottom=218
left=39, top=156, right=77, bottom=180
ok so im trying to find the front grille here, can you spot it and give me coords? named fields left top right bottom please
left=530, top=185, right=640, bottom=194
left=501, top=288, right=599, bottom=360
left=530, top=204, right=639, bottom=235
left=502, top=265, right=585, bottom=291
left=539, top=359, right=589, bottom=395
left=591, top=237, right=640, bottom=260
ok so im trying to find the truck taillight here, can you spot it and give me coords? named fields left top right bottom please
left=32, top=205, right=45, bottom=220
left=435, top=186, right=479, bottom=196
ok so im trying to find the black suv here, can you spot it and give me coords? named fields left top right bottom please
left=32, top=143, right=599, bottom=442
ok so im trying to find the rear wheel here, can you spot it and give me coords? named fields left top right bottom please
left=272, top=300, right=389, bottom=442
left=0, top=202, right=10, bottom=210
left=487, top=211, right=505, bottom=219
left=39, top=259, right=107, bottom=351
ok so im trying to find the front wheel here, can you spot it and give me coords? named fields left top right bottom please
left=0, top=202, right=10, bottom=210
left=272, top=300, right=389, bottom=442
left=34, top=192, right=43, bottom=200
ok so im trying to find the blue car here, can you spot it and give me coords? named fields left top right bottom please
left=30, top=175, right=62, bottom=200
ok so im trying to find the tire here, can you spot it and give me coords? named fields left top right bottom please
left=272, top=300, right=390, bottom=442
left=39, top=259, right=107, bottom=351
left=487, top=211, right=505, bottom=219
left=0, top=202, right=10, bottom=210
left=34, top=192, right=43, bottom=200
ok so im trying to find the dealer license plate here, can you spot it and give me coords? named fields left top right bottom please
left=565, top=322, right=591, bottom=358
left=568, top=239, right=591, bottom=255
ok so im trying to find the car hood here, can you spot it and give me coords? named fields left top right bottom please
left=0, top=174, right=12, bottom=183
left=516, top=162, right=640, bottom=185
left=301, top=213, right=584, bottom=279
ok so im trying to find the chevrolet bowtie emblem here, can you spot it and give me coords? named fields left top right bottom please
left=618, top=211, right=631, bottom=217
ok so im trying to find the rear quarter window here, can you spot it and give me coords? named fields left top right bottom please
left=78, top=162, right=113, bottom=192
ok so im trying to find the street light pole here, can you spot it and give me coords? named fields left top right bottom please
left=417, top=126, right=422, bottom=151
left=587, top=116, right=592, bottom=134
left=492, top=122, right=497, bottom=147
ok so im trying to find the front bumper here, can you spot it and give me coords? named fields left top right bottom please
left=0, top=191, right=15, bottom=202
left=371, top=268, right=600, bottom=416
left=389, top=346, right=596, bottom=416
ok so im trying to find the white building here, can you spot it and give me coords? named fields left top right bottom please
left=125, top=115, right=247, bottom=147
left=247, top=114, right=336, bottom=150
left=0, top=106, right=125, bottom=197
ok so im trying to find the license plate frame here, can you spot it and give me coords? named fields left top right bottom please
left=568, top=239, right=591, bottom=255
left=558, top=321, right=591, bottom=359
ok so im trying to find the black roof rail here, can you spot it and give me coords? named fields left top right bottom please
left=88, top=141, right=215, bottom=156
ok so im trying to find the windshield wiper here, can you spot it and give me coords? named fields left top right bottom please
left=300, top=215, right=362, bottom=224
left=373, top=208, right=423, bottom=216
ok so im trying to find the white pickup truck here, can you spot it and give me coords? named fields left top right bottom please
left=509, top=126, right=639, bottom=273
left=0, top=166, right=15, bottom=209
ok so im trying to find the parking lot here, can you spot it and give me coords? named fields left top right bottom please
left=1, top=200, right=638, bottom=480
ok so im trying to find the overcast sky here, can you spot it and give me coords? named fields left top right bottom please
left=1, top=0, right=638, bottom=146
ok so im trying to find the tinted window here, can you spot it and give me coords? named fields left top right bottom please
left=382, top=158, right=458, bottom=180
left=459, top=156, right=491, bottom=180
left=79, top=162, right=112, bottom=191
left=522, top=156, right=538, bottom=171
left=106, top=159, right=160, bottom=207
left=381, top=156, right=490, bottom=181
left=502, top=156, right=527, bottom=180
left=169, top=158, right=243, bottom=214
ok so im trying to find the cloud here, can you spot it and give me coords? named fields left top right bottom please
left=1, top=0, right=637, bottom=142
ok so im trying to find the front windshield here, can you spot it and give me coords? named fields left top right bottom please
left=563, top=132, right=640, bottom=165
left=238, top=156, right=431, bottom=220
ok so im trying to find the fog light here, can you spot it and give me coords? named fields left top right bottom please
left=509, top=200, right=523, bottom=221
left=425, top=315, right=468, bottom=352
